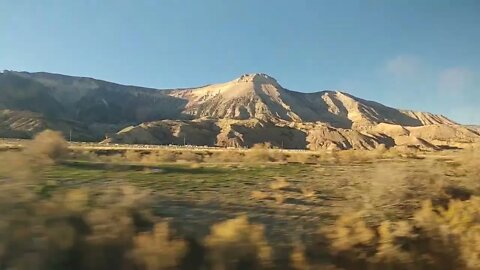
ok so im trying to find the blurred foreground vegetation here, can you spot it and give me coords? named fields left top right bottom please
left=0, top=130, right=479, bottom=270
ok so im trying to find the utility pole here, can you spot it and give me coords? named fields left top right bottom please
left=69, top=129, right=72, bottom=142
left=183, top=135, right=186, bottom=146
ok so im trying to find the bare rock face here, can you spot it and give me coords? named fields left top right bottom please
left=235, top=73, right=280, bottom=85
left=1, top=70, right=478, bottom=150
left=168, top=73, right=457, bottom=129
left=306, top=125, right=385, bottom=150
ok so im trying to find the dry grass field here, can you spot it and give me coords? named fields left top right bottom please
left=0, top=130, right=479, bottom=270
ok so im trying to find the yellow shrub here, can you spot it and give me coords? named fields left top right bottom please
left=178, top=151, right=203, bottom=163
left=269, top=177, right=290, bottom=190
left=25, top=129, right=69, bottom=163
left=132, top=223, right=187, bottom=270
left=205, top=215, right=272, bottom=270
left=208, top=150, right=244, bottom=163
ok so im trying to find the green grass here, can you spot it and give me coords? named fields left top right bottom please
left=41, top=161, right=313, bottom=193
left=2, top=133, right=479, bottom=269
left=3, top=152, right=477, bottom=247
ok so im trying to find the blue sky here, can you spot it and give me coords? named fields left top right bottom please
left=1, top=0, right=479, bottom=123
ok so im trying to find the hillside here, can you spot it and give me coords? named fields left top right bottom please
left=167, top=73, right=457, bottom=128
left=1, top=70, right=478, bottom=150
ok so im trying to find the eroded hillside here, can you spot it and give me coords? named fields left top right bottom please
left=1, top=71, right=478, bottom=150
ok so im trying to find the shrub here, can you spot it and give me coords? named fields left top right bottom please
left=244, top=148, right=273, bottom=163
left=0, top=130, right=69, bottom=181
left=309, top=197, right=480, bottom=270
left=372, top=220, right=416, bottom=266
left=355, top=162, right=450, bottom=220
left=323, top=212, right=376, bottom=256
left=132, top=222, right=187, bottom=270
left=204, top=215, right=272, bottom=270
left=25, top=129, right=69, bottom=163
left=268, top=150, right=288, bottom=163
left=154, top=150, right=178, bottom=162
left=273, top=193, right=285, bottom=204
left=0, top=184, right=154, bottom=270
left=251, top=142, right=272, bottom=149
left=0, top=151, right=33, bottom=181
left=335, top=150, right=376, bottom=163
left=208, top=150, right=244, bottom=163
left=301, top=187, right=316, bottom=198
left=269, top=177, right=290, bottom=190
left=413, top=197, right=480, bottom=269
left=251, top=191, right=270, bottom=200
left=123, top=149, right=143, bottom=163
left=178, top=151, right=203, bottom=163
left=287, top=152, right=317, bottom=164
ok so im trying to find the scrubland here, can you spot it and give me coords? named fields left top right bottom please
left=0, top=130, right=479, bottom=269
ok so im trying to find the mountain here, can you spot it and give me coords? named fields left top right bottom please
left=1, top=70, right=478, bottom=149
left=0, top=70, right=187, bottom=123
left=467, top=125, right=480, bottom=133
left=167, top=73, right=456, bottom=128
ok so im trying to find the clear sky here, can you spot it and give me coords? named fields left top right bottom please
left=1, top=0, right=479, bottom=124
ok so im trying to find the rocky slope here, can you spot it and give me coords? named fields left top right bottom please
left=467, top=125, right=480, bottom=133
left=167, top=73, right=457, bottom=128
left=1, top=70, right=478, bottom=150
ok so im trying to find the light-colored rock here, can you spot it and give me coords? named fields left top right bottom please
left=2, top=71, right=478, bottom=150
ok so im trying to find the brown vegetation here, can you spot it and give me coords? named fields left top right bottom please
left=205, top=215, right=272, bottom=270
left=65, top=141, right=431, bottom=167
left=251, top=191, right=270, bottom=201
left=298, top=197, right=480, bottom=270
left=0, top=130, right=70, bottom=181
left=0, top=133, right=479, bottom=269
left=0, top=188, right=477, bottom=270
left=25, top=129, right=69, bottom=163
left=269, top=177, right=290, bottom=190
left=207, top=150, right=245, bottom=163
left=132, top=223, right=187, bottom=270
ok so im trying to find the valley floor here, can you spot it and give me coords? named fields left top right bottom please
left=1, top=137, right=479, bottom=269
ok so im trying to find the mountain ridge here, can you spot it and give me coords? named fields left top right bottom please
left=0, top=70, right=477, bottom=150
